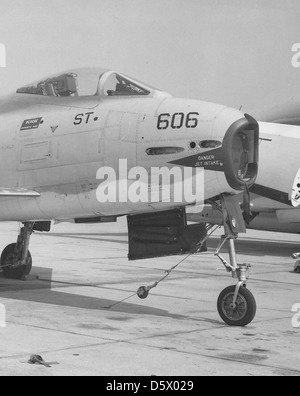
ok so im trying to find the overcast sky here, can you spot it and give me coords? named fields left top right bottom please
left=0, top=0, right=300, bottom=113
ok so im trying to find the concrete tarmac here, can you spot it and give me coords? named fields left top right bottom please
left=0, top=218, right=299, bottom=376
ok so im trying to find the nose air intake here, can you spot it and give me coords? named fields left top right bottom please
left=169, top=113, right=259, bottom=193
left=222, top=114, right=259, bottom=191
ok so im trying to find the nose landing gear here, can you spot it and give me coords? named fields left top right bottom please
left=215, top=195, right=256, bottom=326
left=136, top=194, right=257, bottom=327
left=215, top=238, right=256, bottom=326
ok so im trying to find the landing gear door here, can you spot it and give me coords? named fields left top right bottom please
left=127, top=208, right=207, bottom=261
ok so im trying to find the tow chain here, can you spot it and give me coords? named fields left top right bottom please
left=105, top=224, right=221, bottom=309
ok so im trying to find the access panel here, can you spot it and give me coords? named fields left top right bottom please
left=127, top=208, right=207, bottom=260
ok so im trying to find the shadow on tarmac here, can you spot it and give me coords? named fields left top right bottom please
left=0, top=267, right=189, bottom=321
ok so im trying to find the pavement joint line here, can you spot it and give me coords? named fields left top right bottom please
left=0, top=272, right=299, bottom=307
left=117, top=335, right=300, bottom=375
left=2, top=319, right=296, bottom=373
left=250, top=278, right=300, bottom=286
left=47, top=274, right=300, bottom=289
left=0, top=278, right=221, bottom=303
left=2, top=271, right=300, bottom=288
left=123, top=321, right=286, bottom=342
left=250, top=315, right=295, bottom=325
left=123, top=326, right=227, bottom=343
left=11, top=340, right=300, bottom=377
left=31, top=327, right=222, bottom=357
left=0, top=314, right=298, bottom=370
left=7, top=316, right=229, bottom=343
left=15, top=255, right=299, bottom=277
left=0, top=280, right=207, bottom=302
left=39, top=232, right=300, bottom=249
left=0, top=341, right=120, bottom=363
left=5, top=320, right=133, bottom=343
left=0, top=281, right=298, bottom=309
left=257, top=307, right=296, bottom=314
left=38, top=265, right=300, bottom=282
left=3, top=298, right=293, bottom=326
left=251, top=272, right=297, bottom=277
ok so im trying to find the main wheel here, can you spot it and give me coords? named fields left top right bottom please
left=1, top=243, right=32, bottom=279
left=217, top=285, right=257, bottom=327
left=294, top=265, right=300, bottom=274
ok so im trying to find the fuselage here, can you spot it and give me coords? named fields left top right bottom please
left=0, top=69, right=258, bottom=222
left=248, top=121, right=300, bottom=232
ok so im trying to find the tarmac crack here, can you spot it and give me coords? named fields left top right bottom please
left=119, top=337, right=300, bottom=376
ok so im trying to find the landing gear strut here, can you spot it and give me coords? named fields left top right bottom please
left=215, top=195, right=256, bottom=326
left=1, top=222, right=34, bottom=280
left=135, top=195, right=257, bottom=326
left=292, top=253, right=300, bottom=273
left=135, top=194, right=257, bottom=326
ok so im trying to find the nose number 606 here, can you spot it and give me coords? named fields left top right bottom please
left=157, top=112, right=199, bottom=130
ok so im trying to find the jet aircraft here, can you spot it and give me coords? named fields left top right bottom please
left=0, top=68, right=259, bottom=326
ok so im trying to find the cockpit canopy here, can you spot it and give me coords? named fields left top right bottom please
left=16, top=68, right=162, bottom=99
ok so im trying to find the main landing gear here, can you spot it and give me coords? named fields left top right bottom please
left=214, top=195, right=256, bottom=327
left=1, top=222, right=34, bottom=280
left=292, top=253, right=300, bottom=273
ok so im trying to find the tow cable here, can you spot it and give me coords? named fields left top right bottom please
left=104, top=224, right=220, bottom=309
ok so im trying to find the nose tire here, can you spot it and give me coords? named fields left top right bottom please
left=217, top=285, right=257, bottom=327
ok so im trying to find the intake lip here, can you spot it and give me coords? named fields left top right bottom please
left=222, top=114, right=259, bottom=191
left=168, top=113, right=259, bottom=192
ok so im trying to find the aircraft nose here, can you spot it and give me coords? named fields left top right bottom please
left=220, top=112, right=259, bottom=191
left=170, top=109, right=259, bottom=193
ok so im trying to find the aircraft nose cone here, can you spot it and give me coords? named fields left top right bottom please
left=220, top=113, right=259, bottom=191
left=170, top=110, right=259, bottom=193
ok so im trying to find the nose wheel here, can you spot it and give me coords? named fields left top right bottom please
left=217, top=285, right=256, bottom=327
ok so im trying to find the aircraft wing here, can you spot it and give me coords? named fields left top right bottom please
left=0, top=188, right=40, bottom=197
left=254, top=98, right=300, bottom=126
